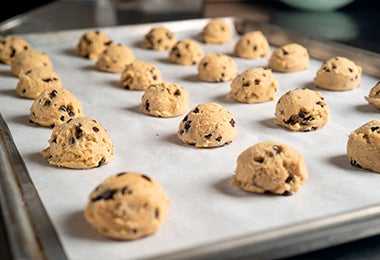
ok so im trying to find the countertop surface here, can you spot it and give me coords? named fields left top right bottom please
left=1, top=0, right=380, bottom=259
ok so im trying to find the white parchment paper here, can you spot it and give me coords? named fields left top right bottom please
left=1, top=18, right=380, bottom=260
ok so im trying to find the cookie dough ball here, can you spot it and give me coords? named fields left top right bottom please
left=11, top=49, right=53, bottom=77
left=142, top=27, right=176, bottom=51
left=140, top=81, right=189, bottom=118
left=198, top=18, right=232, bottom=44
left=0, top=35, right=31, bottom=65
left=274, top=88, right=329, bottom=131
left=77, top=30, right=112, bottom=60
left=231, top=141, right=308, bottom=195
left=29, top=88, right=84, bottom=128
left=95, top=43, right=135, bottom=73
left=365, top=81, right=380, bottom=109
left=177, top=103, right=238, bottom=148
left=268, top=43, right=309, bottom=72
left=228, top=67, right=278, bottom=104
left=347, top=120, right=380, bottom=173
left=234, top=31, right=270, bottom=59
left=169, top=39, right=204, bottom=66
left=198, top=53, right=237, bottom=82
left=85, top=172, right=170, bottom=240
left=41, top=116, right=114, bottom=169
left=314, top=56, right=362, bottom=91
left=16, top=66, right=62, bottom=99
left=120, top=60, right=162, bottom=90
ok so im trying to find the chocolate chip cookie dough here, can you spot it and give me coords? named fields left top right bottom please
left=268, top=43, right=309, bottom=72
left=76, top=30, right=112, bottom=60
left=365, top=81, right=380, bottom=109
left=85, top=172, right=171, bottom=240
left=41, top=116, right=114, bottom=169
left=169, top=39, right=204, bottom=66
left=142, top=27, right=177, bottom=51
left=140, top=81, right=189, bottom=117
left=234, top=31, right=270, bottom=59
left=29, top=88, right=84, bottom=128
left=95, top=43, right=135, bottom=73
left=347, top=119, right=380, bottom=173
left=11, top=49, right=53, bottom=77
left=197, top=53, right=237, bottom=82
left=274, top=88, right=329, bottom=131
left=120, top=60, right=162, bottom=90
left=0, top=35, right=31, bottom=65
left=177, top=102, right=238, bottom=148
left=314, top=56, right=362, bottom=91
left=231, top=141, right=308, bottom=195
left=198, top=18, right=232, bottom=44
left=228, top=67, right=278, bottom=104
left=16, top=66, right=62, bottom=99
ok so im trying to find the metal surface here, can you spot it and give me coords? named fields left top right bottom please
left=0, top=17, right=380, bottom=259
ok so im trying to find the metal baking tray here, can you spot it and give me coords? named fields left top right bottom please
left=1, top=17, right=380, bottom=259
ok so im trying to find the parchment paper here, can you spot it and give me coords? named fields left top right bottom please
left=0, top=18, right=379, bottom=260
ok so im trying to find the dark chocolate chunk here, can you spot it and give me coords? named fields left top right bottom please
left=204, top=133, right=212, bottom=139
left=60, top=116, right=65, bottom=122
left=93, top=126, right=99, bottom=132
left=285, top=176, right=294, bottom=183
left=174, top=89, right=181, bottom=96
left=75, top=124, right=83, bottom=139
left=184, top=120, right=192, bottom=132
left=49, top=90, right=58, bottom=98
left=215, top=136, right=222, bottom=142
left=44, top=100, right=51, bottom=107
left=193, top=107, right=199, bottom=113
left=91, top=189, right=117, bottom=202
left=371, top=126, right=379, bottom=132
left=254, top=157, right=264, bottom=163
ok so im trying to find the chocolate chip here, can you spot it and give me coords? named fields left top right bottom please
left=49, top=90, right=57, bottom=98
left=155, top=208, right=160, bottom=218
left=273, top=145, right=282, bottom=154
left=42, top=78, right=54, bottom=83
left=221, top=26, right=225, bottom=31
left=75, top=124, right=83, bottom=139
left=205, top=133, right=212, bottom=139
left=121, top=186, right=132, bottom=195
left=323, top=67, right=330, bottom=72
left=371, top=126, right=379, bottom=132
left=316, top=101, right=324, bottom=107
left=93, top=126, right=99, bottom=132
left=10, top=48, right=16, bottom=58
left=254, top=157, right=264, bottom=163
left=44, top=100, right=51, bottom=107
left=59, top=106, right=67, bottom=112
left=282, top=191, right=291, bottom=196
left=203, top=62, right=208, bottom=68
left=153, top=75, right=157, bottom=80
left=253, top=45, right=257, bottom=51
left=174, top=89, right=181, bottom=96
left=97, top=158, right=105, bottom=167
left=215, top=136, right=222, bottom=142
left=348, top=68, right=353, bottom=73
left=50, top=124, right=55, bottom=128
left=182, top=115, right=188, bottom=122
left=184, top=120, right=192, bottom=132
left=243, top=82, right=250, bottom=87
left=69, top=137, right=75, bottom=145
left=91, top=189, right=116, bottom=202
left=141, top=174, right=152, bottom=182
left=350, top=159, right=362, bottom=168
left=332, top=64, right=337, bottom=69
left=254, top=79, right=260, bottom=85
left=229, top=119, right=236, bottom=127
left=52, top=138, right=57, bottom=143
left=176, top=53, right=181, bottom=58
left=285, top=176, right=294, bottom=183
left=132, top=229, right=138, bottom=234
left=145, top=100, right=150, bottom=112
left=60, top=116, right=65, bottom=121
left=282, top=49, right=289, bottom=55
left=117, top=172, right=128, bottom=177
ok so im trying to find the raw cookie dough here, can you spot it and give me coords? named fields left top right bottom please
left=198, top=18, right=232, bottom=44
left=95, top=43, right=135, bottom=73
left=231, top=141, right=308, bottom=195
left=85, top=172, right=171, bottom=240
left=177, top=102, right=238, bottom=148
left=314, top=56, right=362, bottom=91
left=16, top=66, right=62, bottom=99
left=347, top=119, right=380, bottom=173
left=268, top=43, right=309, bottom=72
left=41, top=116, right=114, bottom=169
left=274, top=88, right=329, bottom=131
left=11, top=49, right=53, bottom=77
left=228, top=67, right=278, bottom=104
left=76, top=30, right=112, bottom=60
left=365, top=81, right=380, bottom=109
left=234, top=31, right=270, bottom=59
left=0, top=35, right=31, bottom=65
left=169, top=39, right=204, bottom=66
left=119, top=60, right=162, bottom=90
left=197, top=53, right=237, bottom=82
left=29, top=88, right=84, bottom=128
left=140, top=81, right=190, bottom=117
left=142, top=27, right=177, bottom=51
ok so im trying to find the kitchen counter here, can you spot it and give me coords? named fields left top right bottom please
left=1, top=1, right=380, bottom=259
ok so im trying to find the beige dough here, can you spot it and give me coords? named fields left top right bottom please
left=29, top=88, right=84, bottom=128
left=365, top=81, right=380, bottom=109
left=228, top=67, right=278, bottom=103
left=198, top=18, right=232, bottom=44
left=268, top=43, right=309, bottom=72
left=314, top=56, right=362, bottom=91
left=41, top=116, right=114, bottom=169
left=140, top=81, right=190, bottom=118
left=11, top=49, right=53, bottom=77
left=347, top=119, right=380, bottom=173
left=85, top=171, right=171, bottom=240
left=76, top=30, right=112, bottom=60
left=0, top=35, right=31, bottom=65
left=16, top=66, right=62, bottom=99
left=198, top=53, right=237, bottom=82
left=231, top=141, right=308, bottom=195
left=274, top=88, right=329, bottom=131
left=234, top=31, right=270, bottom=59
left=142, top=27, right=177, bottom=51
left=95, top=43, right=135, bottom=73
left=169, top=39, right=204, bottom=66
left=120, top=60, right=162, bottom=90
left=177, top=102, right=238, bottom=148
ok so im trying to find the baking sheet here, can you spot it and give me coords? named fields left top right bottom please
left=1, top=17, right=380, bottom=259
